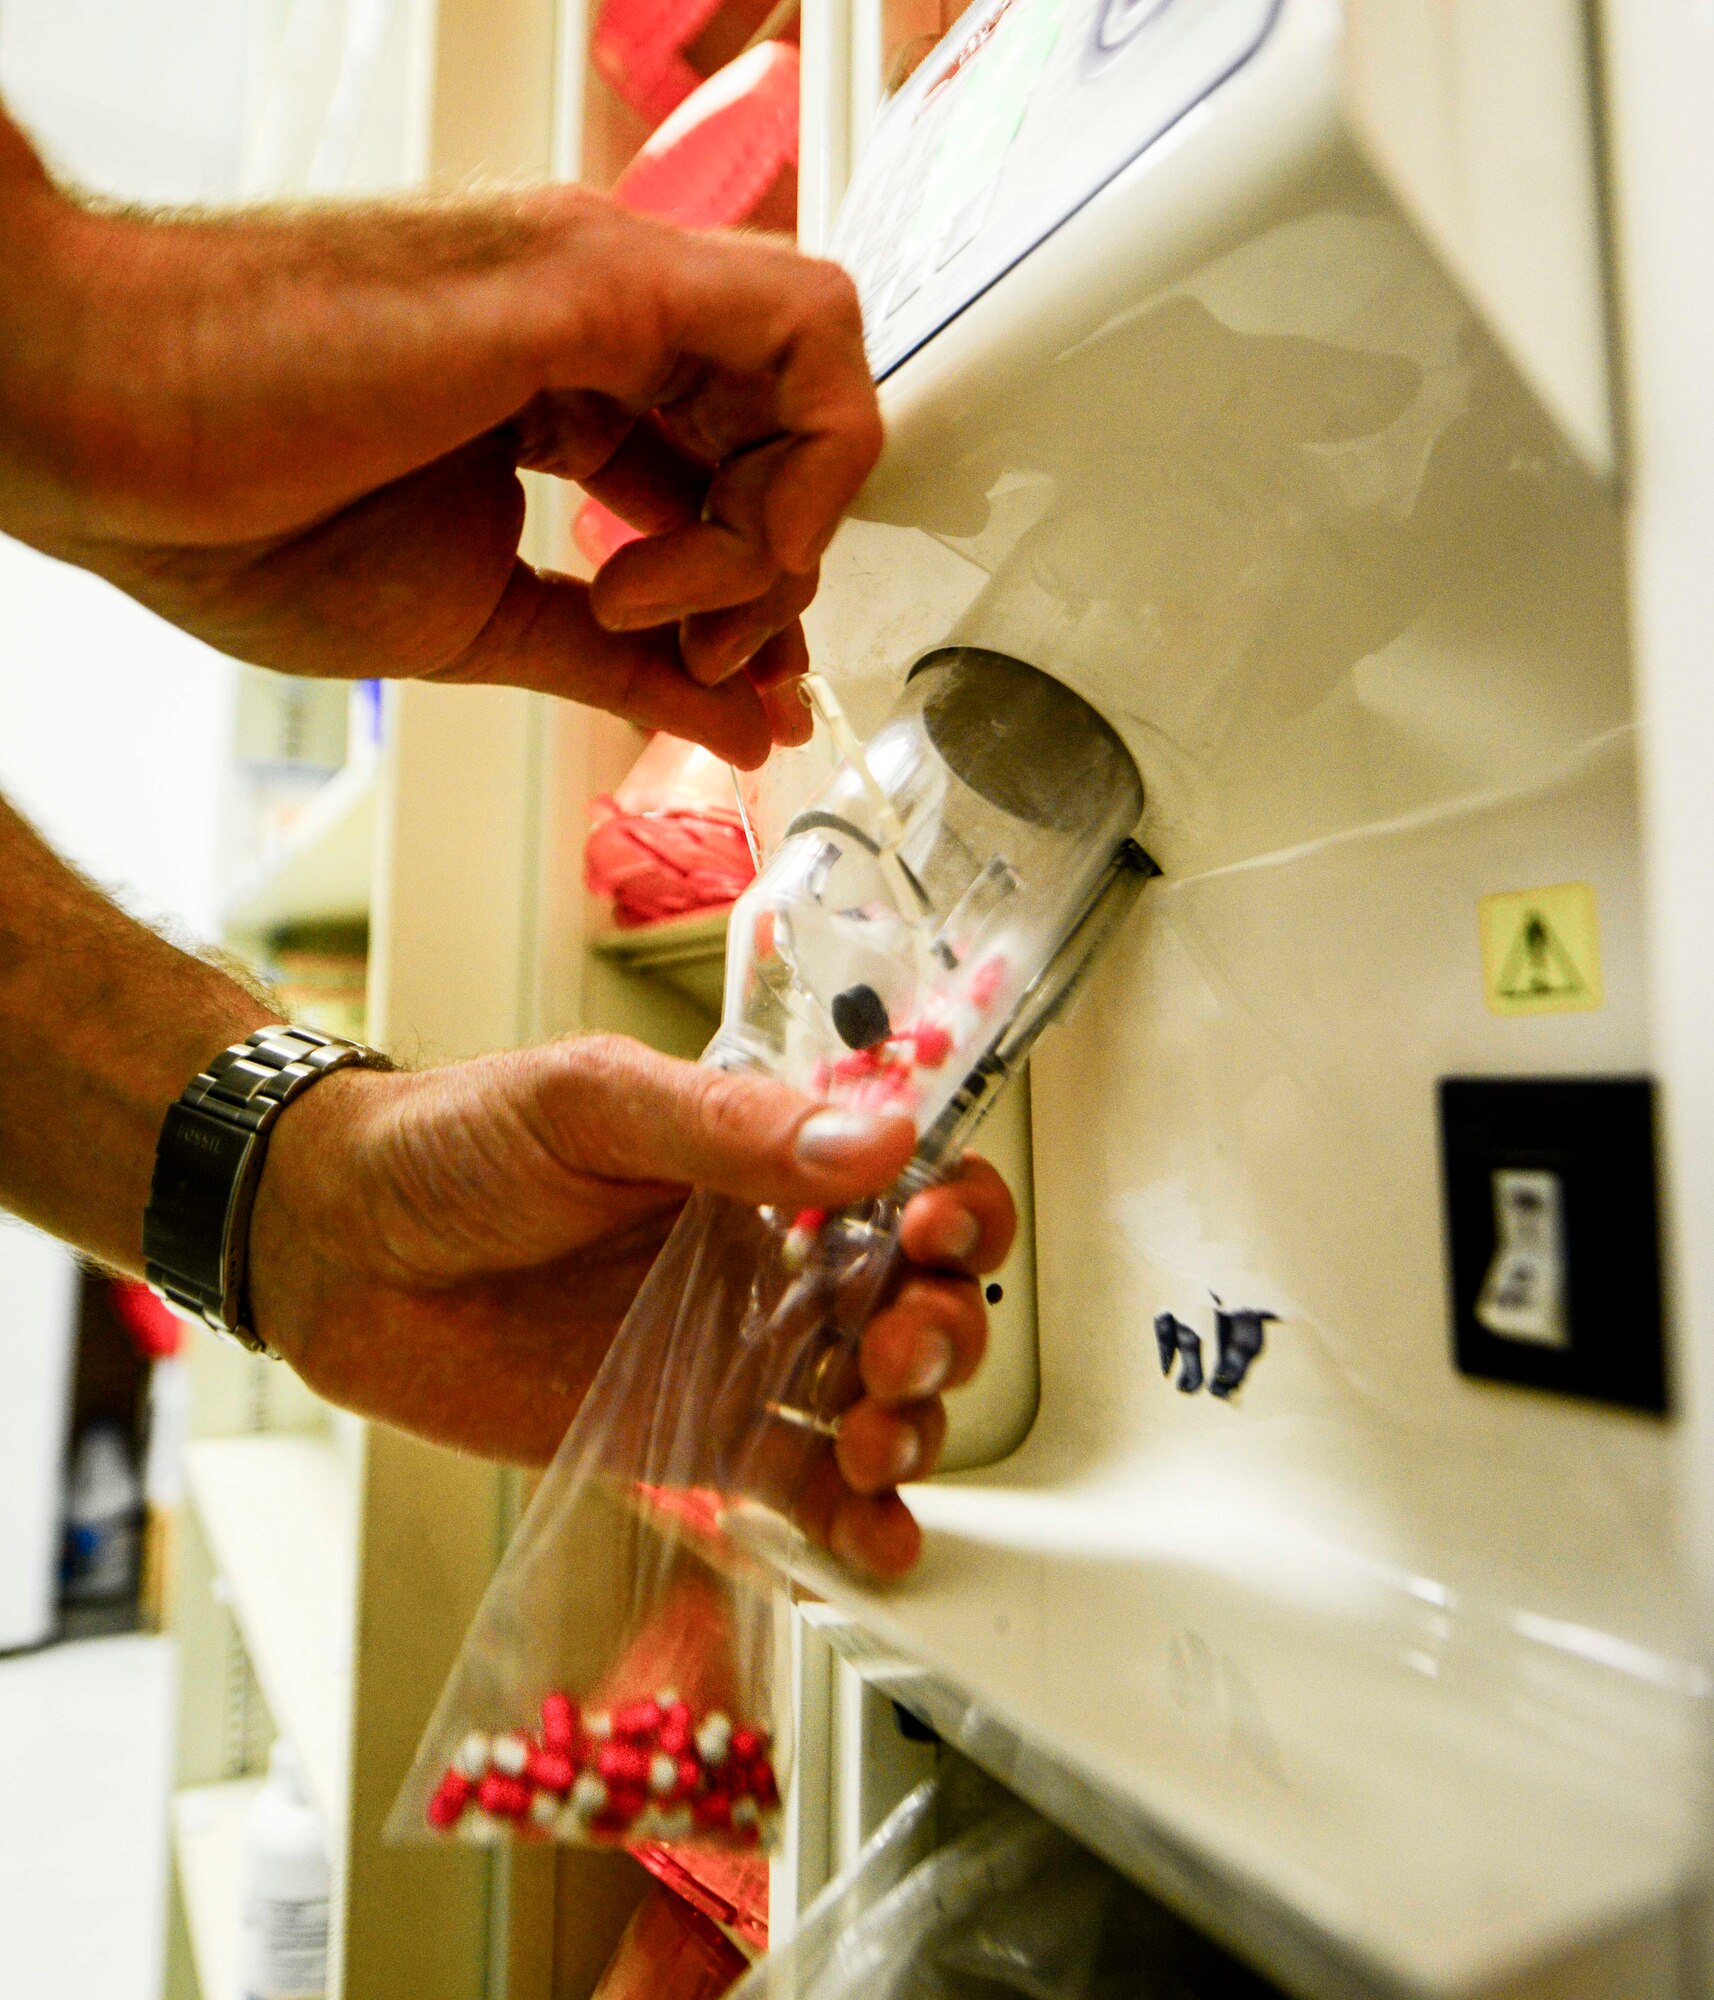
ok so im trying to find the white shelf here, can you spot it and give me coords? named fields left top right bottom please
left=185, top=1433, right=358, bottom=1825
left=224, top=759, right=376, bottom=939
left=589, top=907, right=729, bottom=1013
left=173, top=1778, right=262, bottom=1999
left=782, top=1477, right=1702, bottom=2000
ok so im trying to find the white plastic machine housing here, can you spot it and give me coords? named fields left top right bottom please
left=793, top=2, right=1703, bottom=1996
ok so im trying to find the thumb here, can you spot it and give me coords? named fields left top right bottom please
left=544, top=1036, right=917, bottom=1210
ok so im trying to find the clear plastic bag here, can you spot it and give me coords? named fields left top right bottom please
left=733, top=1793, right=1082, bottom=2000
left=734, top=1762, right=1280, bottom=2000
left=388, top=1188, right=909, bottom=1851
left=737, top=1778, right=943, bottom=1993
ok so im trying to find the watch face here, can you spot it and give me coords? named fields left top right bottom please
left=143, top=1102, right=260, bottom=1311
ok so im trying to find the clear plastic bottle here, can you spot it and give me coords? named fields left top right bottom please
left=238, top=1740, right=330, bottom=2000
left=709, top=648, right=1148, bottom=1164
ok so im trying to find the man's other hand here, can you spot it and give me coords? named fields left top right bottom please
left=247, top=1035, right=1015, bottom=1581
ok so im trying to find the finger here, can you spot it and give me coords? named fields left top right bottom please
left=434, top=561, right=774, bottom=766
left=645, top=237, right=882, bottom=572
left=829, top=1490, right=922, bottom=1579
left=757, top=656, right=813, bottom=748
left=746, top=618, right=810, bottom=688
left=900, top=1155, right=1016, bottom=1274
left=703, top=434, right=792, bottom=544
left=736, top=1413, right=924, bottom=1578
left=836, top=1397, right=946, bottom=1496
left=541, top=1034, right=919, bottom=1209
left=680, top=567, right=816, bottom=684
left=860, top=1275, right=987, bottom=1402
left=656, top=373, right=786, bottom=468
left=761, top=281, right=881, bottom=570
left=574, top=416, right=711, bottom=534
left=791, top=1455, right=923, bottom=1580
left=588, top=521, right=778, bottom=631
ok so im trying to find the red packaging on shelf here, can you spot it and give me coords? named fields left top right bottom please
left=609, top=40, right=798, bottom=231
left=592, top=0, right=787, bottom=128
left=590, top=1882, right=749, bottom=2000
left=583, top=733, right=757, bottom=928
left=631, top=1836, right=768, bottom=1956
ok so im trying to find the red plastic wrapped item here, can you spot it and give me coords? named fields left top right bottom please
left=592, top=0, right=787, bottom=127
left=575, top=40, right=800, bottom=569
left=110, top=1281, right=184, bottom=1360
left=610, top=41, right=798, bottom=230
left=591, top=1883, right=748, bottom=2000
left=633, top=1837, right=768, bottom=1956
left=584, top=733, right=757, bottom=928
left=389, top=1189, right=907, bottom=1857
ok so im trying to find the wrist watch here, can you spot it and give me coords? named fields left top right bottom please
left=143, top=1024, right=391, bottom=1357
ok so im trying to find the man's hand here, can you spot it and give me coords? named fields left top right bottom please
left=0, top=109, right=883, bottom=766
left=249, top=1035, right=1015, bottom=1580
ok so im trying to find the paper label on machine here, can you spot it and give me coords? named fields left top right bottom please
left=1474, top=1169, right=1568, bottom=1350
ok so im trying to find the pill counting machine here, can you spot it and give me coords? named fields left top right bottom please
left=762, top=3, right=1707, bottom=1995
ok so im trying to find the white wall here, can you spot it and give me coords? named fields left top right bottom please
left=0, top=541, right=234, bottom=940
left=0, top=1222, right=77, bottom=1650
left=0, top=0, right=258, bottom=203
left=0, top=0, right=260, bottom=941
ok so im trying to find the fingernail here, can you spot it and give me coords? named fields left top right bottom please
left=610, top=596, right=689, bottom=629
left=719, top=628, right=764, bottom=673
left=889, top=1424, right=924, bottom=1482
left=795, top=1108, right=891, bottom=1169
left=904, top=1332, right=954, bottom=1400
left=928, top=1212, right=980, bottom=1263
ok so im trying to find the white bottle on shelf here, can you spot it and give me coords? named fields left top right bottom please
left=62, top=1423, right=142, bottom=1603
left=238, top=1739, right=330, bottom=2000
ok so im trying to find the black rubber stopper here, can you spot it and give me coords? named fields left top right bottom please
left=831, top=982, right=891, bottom=1049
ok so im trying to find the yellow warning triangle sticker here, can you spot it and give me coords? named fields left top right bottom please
left=1479, top=883, right=1602, bottom=1017
left=1496, top=910, right=1585, bottom=1000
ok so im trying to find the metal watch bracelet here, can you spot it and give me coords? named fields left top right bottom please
left=143, top=1024, right=390, bottom=1357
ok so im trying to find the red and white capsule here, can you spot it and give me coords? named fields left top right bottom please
left=452, top=1731, right=491, bottom=1781
left=781, top=1208, right=827, bottom=1272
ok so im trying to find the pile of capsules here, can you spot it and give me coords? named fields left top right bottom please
left=426, top=1690, right=779, bottom=1847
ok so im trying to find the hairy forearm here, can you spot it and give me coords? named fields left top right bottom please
left=0, top=96, right=595, bottom=554
left=0, top=793, right=272, bottom=1269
